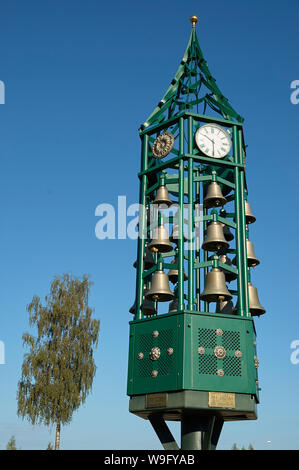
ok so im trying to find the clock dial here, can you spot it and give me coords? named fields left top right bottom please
left=195, top=124, right=231, bottom=158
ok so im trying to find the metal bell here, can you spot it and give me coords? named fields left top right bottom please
left=203, top=182, right=227, bottom=208
left=200, top=268, right=232, bottom=303
left=129, top=285, right=157, bottom=316
left=169, top=223, right=187, bottom=244
left=153, top=185, right=173, bottom=207
left=168, top=293, right=179, bottom=313
left=248, top=282, right=266, bottom=316
left=133, top=245, right=156, bottom=270
left=215, top=299, right=235, bottom=314
left=246, top=240, right=260, bottom=267
left=232, top=239, right=260, bottom=267
left=168, top=256, right=188, bottom=284
left=148, top=224, right=173, bottom=253
left=222, top=223, right=234, bottom=242
left=219, top=254, right=237, bottom=283
left=202, top=222, right=229, bottom=252
left=245, top=200, right=256, bottom=224
left=145, top=270, right=174, bottom=302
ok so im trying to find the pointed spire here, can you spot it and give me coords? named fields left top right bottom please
left=140, top=16, right=243, bottom=133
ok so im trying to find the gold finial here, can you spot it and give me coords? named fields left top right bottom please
left=190, top=15, right=198, bottom=28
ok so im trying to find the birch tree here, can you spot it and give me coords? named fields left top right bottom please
left=17, top=273, right=100, bottom=450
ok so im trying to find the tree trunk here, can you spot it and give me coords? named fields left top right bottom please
left=55, top=422, right=61, bottom=450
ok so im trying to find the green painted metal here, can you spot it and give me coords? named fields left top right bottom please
left=128, top=19, right=264, bottom=450
left=127, top=312, right=257, bottom=396
left=140, top=28, right=243, bottom=134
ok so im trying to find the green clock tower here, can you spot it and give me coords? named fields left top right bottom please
left=127, top=16, right=266, bottom=450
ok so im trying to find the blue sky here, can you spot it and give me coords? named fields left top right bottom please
left=0, top=0, right=299, bottom=450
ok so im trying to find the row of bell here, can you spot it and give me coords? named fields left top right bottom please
left=147, top=219, right=233, bottom=254
left=203, top=181, right=256, bottom=225
left=200, top=267, right=265, bottom=316
left=147, top=181, right=255, bottom=254
left=130, top=268, right=265, bottom=317
left=151, top=181, right=256, bottom=225
left=146, top=215, right=255, bottom=256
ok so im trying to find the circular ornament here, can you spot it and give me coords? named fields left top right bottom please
left=150, top=347, right=161, bottom=361
left=137, top=352, right=144, bottom=360
left=151, top=370, right=158, bottom=378
left=217, top=369, right=224, bottom=377
left=198, top=347, right=205, bottom=355
left=235, top=350, right=242, bottom=358
left=167, top=348, right=174, bottom=356
left=214, top=345, right=226, bottom=359
left=254, top=356, right=259, bottom=368
left=216, top=328, right=223, bottom=336
left=152, top=330, right=159, bottom=338
left=152, top=132, right=174, bottom=159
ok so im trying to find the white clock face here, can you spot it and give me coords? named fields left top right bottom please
left=195, top=124, right=231, bottom=159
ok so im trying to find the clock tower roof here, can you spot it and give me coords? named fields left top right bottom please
left=140, top=16, right=243, bottom=134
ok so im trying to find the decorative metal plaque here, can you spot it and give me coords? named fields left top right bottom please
left=152, top=132, right=174, bottom=159
left=209, top=392, right=236, bottom=409
left=146, top=393, right=168, bottom=409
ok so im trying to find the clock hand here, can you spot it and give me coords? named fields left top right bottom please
left=203, top=134, right=214, bottom=143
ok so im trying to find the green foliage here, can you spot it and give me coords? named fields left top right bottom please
left=6, top=435, right=17, bottom=450
left=17, top=273, right=100, bottom=429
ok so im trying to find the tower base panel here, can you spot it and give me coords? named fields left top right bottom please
left=129, top=390, right=257, bottom=422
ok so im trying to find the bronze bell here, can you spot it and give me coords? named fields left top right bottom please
left=203, top=182, right=227, bottom=209
left=219, top=254, right=237, bottom=283
left=133, top=245, right=156, bottom=270
left=169, top=223, right=187, bottom=244
left=248, top=282, right=266, bottom=316
left=129, top=285, right=157, bottom=316
left=246, top=240, right=260, bottom=267
left=215, top=299, right=235, bottom=314
left=222, top=223, right=234, bottom=242
left=153, top=185, right=173, bottom=207
left=168, top=256, right=188, bottom=284
left=200, top=268, right=232, bottom=303
left=245, top=200, right=256, bottom=224
left=148, top=224, right=173, bottom=253
left=232, top=239, right=260, bottom=267
left=202, top=222, right=229, bottom=252
left=145, top=270, right=174, bottom=302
